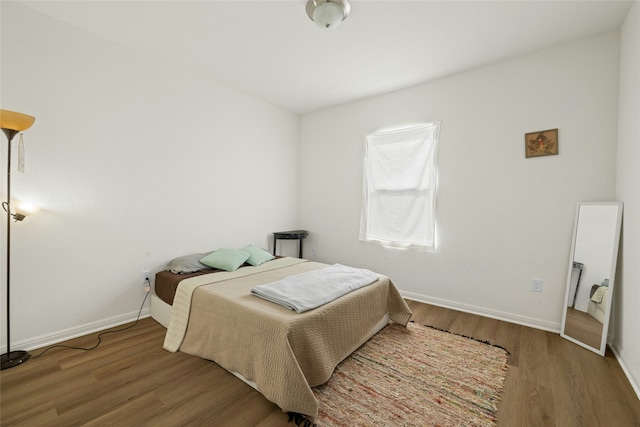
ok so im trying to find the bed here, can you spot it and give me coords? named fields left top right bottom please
left=152, top=256, right=412, bottom=417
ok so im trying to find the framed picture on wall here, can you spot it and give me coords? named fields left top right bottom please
left=525, top=128, right=558, bottom=158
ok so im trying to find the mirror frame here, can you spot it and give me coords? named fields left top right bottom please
left=560, top=201, right=623, bottom=355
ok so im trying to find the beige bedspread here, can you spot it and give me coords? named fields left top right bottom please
left=163, top=257, right=412, bottom=416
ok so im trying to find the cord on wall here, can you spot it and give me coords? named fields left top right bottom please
left=31, top=290, right=150, bottom=358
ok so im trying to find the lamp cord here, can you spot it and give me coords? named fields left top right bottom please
left=31, top=290, right=150, bottom=359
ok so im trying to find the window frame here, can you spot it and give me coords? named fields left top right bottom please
left=359, top=121, right=440, bottom=251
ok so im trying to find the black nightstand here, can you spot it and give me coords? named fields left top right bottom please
left=273, top=230, right=308, bottom=258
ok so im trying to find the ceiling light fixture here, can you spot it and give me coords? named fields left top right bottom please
left=306, top=0, right=350, bottom=30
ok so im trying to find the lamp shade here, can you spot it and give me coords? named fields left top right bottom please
left=14, top=201, right=40, bottom=218
left=313, top=2, right=343, bottom=29
left=306, top=0, right=350, bottom=29
left=0, top=109, right=35, bottom=132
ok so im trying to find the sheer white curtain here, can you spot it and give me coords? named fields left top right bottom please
left=360, top=122, right=440, bottom=250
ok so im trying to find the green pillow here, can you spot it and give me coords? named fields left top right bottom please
left=200, top=249, right=250, bottom=272
left=241, top=245, right=275, bottom=266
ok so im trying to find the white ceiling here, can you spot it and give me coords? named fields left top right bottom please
left=20, top=0, right=633, bottom=114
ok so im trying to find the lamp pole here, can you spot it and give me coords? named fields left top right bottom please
left=0, top=109, right=36, bottom=370
left=0, top=128, right=30, bottom=370
left=1, top=128, right=30, bottom=369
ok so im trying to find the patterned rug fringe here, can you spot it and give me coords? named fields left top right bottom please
left=414, top=321, right=512, bottom=355
left=288, top=412, right=316, bottom=427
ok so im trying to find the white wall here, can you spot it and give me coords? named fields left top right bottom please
left=0, top=2, right=299, bottom=350
left=299, top=33, right=620, bottom=331
left=614, top=1, right=640, bottom=397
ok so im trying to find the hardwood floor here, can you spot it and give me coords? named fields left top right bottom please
left=563, top=307, right=604, bottom=350
left=1, top=301, right=638, bottom=426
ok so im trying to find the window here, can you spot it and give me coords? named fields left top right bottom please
left=359, top=122, right=440, bottom=250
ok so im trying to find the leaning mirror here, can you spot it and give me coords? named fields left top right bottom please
left=560, top=202, right=623, bottom=355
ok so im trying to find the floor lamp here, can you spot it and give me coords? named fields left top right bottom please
left=0, top=109, right=36, bottom=370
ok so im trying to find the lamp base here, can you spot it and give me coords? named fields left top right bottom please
left=1, top=350, right=30, bottom=370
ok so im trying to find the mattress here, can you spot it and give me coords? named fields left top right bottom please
left=154, top=268, right=217, bottom=305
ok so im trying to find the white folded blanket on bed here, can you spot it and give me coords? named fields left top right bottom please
left=251, top=263, right=378, bottom=313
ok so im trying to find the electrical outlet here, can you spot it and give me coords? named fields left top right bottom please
left=312, top=246, right=317, bottom=257
left=142, top=270, right=151, bottom=284
left=531, top=278, right=543, bottom=292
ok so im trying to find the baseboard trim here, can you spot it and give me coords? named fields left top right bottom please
left=0, top=308, right=151, bottom=354
left=401, top=291, right=561, bottom=333
left=609, top=343, right=640, bottom=401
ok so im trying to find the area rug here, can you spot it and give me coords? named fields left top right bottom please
left=289, top=322, right=509, bottom=427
